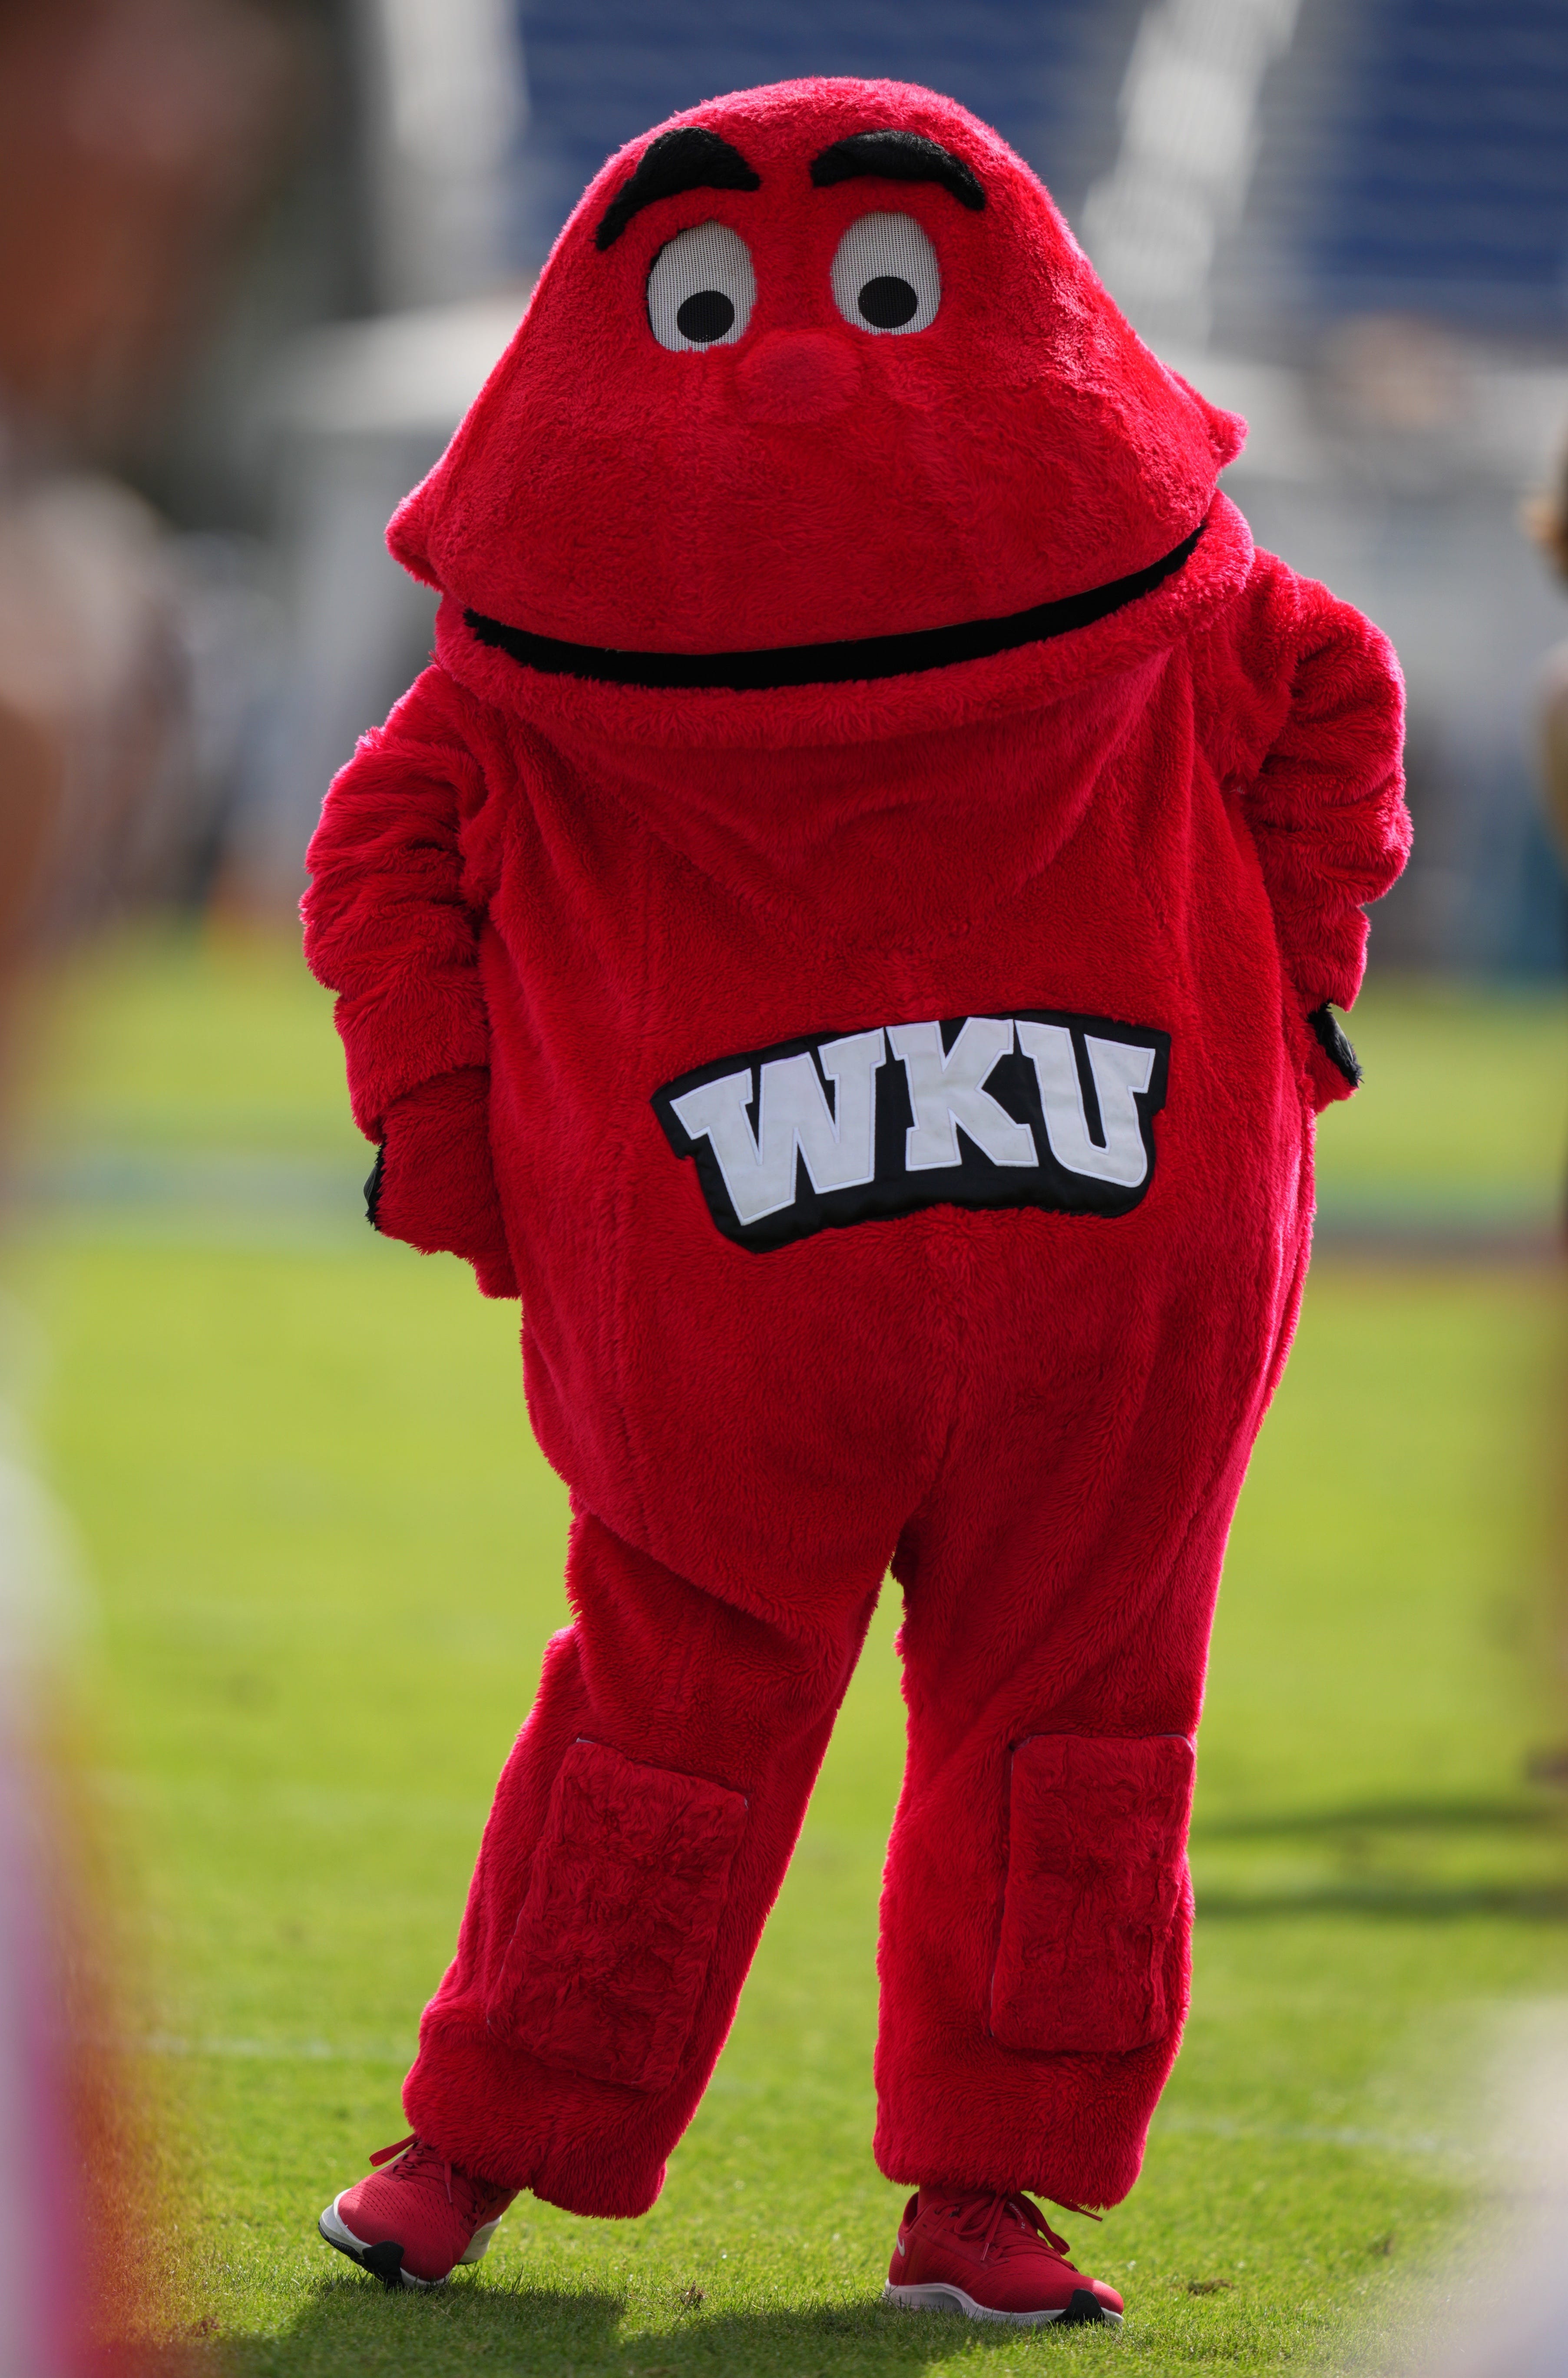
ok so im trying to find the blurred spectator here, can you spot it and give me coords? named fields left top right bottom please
left=1522, top=431, right=1568, bottom=1238
left=0, top=0, right=304, bottom=467
left=0, top=471, right=185, bottom=969
left=1314, top=312, right=1478, bottom=492
left=1525, top=435, right=1568, bottom=868
left=0, top=0, right=314, bottom=960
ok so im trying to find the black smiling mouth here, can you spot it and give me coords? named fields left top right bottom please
left=464, top=519, right=1205, bottom=692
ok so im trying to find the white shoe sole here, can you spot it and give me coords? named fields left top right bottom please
left=318, top=2196, right=504, bottom=2289
left=885, top=2279, right=1122, bottom=2328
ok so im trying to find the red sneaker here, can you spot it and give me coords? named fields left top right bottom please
left=318, top=2134, right=516, bottom=2289
left=885, top=2187, right=1125, bottom=2327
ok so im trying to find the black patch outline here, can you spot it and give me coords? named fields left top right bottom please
left=465, top=521, right=1204, bottom=692
left=652, top=1008, right=1171, bottom=1252
left=809, top=129, right=986, bottom=212
left=596, top=127, right=761, bottom=251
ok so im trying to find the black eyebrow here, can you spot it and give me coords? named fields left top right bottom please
left=809, top=129, right=985, bottom=212
left=596, top=127, right=761, bottom=251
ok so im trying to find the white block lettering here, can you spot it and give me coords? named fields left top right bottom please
left=669, top=1029, right=885, bottom=1227
left=887, top=1018, right=1037, bottom=1173
left=1016, top=1022, right=1156, bottom=1188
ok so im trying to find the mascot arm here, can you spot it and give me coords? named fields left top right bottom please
left=303, top=666, right=518, bottom=1297
left=1234, top=566, right=1410, bottom=1111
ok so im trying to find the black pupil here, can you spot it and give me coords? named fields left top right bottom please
left=676, top=288, right=736, bottom=343
left=859, top=275, right=920, bottom=329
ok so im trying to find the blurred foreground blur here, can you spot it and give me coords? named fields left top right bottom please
left=0, top=5, right=312, bottom=2365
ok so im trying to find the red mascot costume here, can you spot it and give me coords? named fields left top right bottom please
left=304, top=77, right=1409, bottom=2325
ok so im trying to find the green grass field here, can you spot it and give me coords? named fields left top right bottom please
left=11, top=936, right=1568, bottom=2375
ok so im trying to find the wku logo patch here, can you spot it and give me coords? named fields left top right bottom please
left=652, top=1009, right=1171, bottom=1252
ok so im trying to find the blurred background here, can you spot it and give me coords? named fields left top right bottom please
left=6, top=0, right=1568, bottom=962
left=1, top=1, right=1568, bottom=2370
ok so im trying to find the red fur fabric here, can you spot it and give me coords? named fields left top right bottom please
left=302, top=76, right=1409, bottom=2219
left=490, top=1740, right=748, bottom=2091
left=374, top=1068, right=517, bottom=1298
left=989, top=1735, right=1196, bottom=2057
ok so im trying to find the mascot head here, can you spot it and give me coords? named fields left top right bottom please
left=390, top=79, right=1246, bottom=694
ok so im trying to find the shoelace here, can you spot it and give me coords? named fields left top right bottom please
left=368, top=2135, right=509, bottom=2223
left=369, top=2135, right=453, bottom=2204
left=949, top=2190, right=1073, bottom=2264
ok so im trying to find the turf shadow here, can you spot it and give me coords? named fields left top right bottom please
left=199, top=2271, right=1128, bottom=2375
left=1191, top=1795, right=1565, bottom=1839
left=1194, top=1879, right=1568, bottom=1920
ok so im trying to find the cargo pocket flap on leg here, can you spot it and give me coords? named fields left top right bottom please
left=488, top=1739, right=748, bottom=2092
left=990, top=1732, right=1195, bottom=2056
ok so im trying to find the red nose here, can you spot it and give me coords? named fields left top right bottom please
left=735, top=330, right=863, bottom=425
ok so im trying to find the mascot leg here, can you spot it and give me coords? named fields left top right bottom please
left=871, top=1235, right=1304, bottom=2211
left=402, top=1511, right=881, bottom=2216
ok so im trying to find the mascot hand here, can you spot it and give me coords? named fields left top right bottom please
left=1304, top=1003, right=1361, bottom=1114
left=366, top=1067, right=519, bottom=1299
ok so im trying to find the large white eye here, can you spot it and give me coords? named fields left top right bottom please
left=646, top=222, right=756, bottom=351
left=830, top=212, right=940, bottom=335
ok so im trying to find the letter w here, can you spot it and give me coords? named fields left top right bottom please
left=668, top=1030, right=885, bottom=1228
